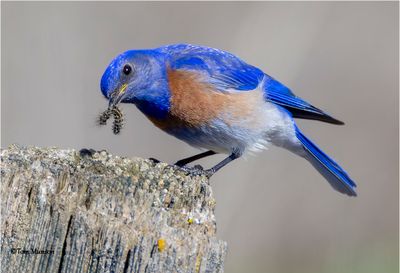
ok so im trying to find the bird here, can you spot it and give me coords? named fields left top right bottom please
left=100, top=44, right=357, bottom=196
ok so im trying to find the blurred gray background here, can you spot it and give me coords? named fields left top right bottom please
left=2, top=2, right=398, bottom=273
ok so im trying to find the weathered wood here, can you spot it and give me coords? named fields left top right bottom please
left=0, top=145, right=227, bottom=273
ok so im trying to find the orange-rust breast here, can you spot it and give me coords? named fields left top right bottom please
left=147, top=68, right=264, bottom=131
left=167, top=69, right=225, bottom=127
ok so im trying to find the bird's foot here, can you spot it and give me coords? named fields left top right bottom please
left=148, top=157, right=161, bottom=164
left=79, top=148, right=107, bottom=158
left=178, top=164, right=215, bottom=178
left=79, top=148, right=97, bottom=157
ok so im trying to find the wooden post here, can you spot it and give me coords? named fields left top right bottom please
left=0, top=145, right=227, bottom=273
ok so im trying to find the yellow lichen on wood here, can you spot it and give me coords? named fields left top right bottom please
left=195, top=252, right=202, bottom=273
left=157, top=238, right=166, bottom=252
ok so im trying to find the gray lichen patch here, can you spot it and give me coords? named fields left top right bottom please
left=0, top=145, right=227, bottom=273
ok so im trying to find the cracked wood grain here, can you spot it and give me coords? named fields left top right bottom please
left=0, top=145, right=227, bottom=273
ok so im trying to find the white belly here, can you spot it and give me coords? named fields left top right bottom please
left=168, top=100, right=301, bottom=156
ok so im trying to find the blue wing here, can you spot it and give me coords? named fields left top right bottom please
left=263, top=75, right=344, bottom=124
left=160, top=44, right=343, bottom=124
left=159, top=44, right=264, bottom=91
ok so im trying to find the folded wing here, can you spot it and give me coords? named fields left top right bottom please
left=162, top=44, right=343, bottom=124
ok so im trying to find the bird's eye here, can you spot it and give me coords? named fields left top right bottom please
left=122, top=64, right=132, bottom=75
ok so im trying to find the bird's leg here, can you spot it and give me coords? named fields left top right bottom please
left=182, top=150, right=241, bottom=178
left=149, top=151, right=215, bottom=166
left=204, top=151, right=241, bottom=178
left=175, top=150, right=216, bottom=167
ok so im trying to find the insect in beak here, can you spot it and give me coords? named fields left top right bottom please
left=98, top=105, right=124, bottom=135
left=99, top=84, right=127, bottom=134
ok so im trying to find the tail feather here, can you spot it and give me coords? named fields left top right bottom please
left=295, top=126, right=357, bottom=196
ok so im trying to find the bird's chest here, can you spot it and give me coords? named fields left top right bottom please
left=148, top=69, right=265, bottom=129
left=143, top=69, right=270, bottom=153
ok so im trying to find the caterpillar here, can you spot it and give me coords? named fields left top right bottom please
left=98, top=106, right=124, bottom=135
left=111, top=106, right=124, bottom=135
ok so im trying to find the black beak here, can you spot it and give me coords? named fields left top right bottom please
left=108, top=83, right=128, bottom=108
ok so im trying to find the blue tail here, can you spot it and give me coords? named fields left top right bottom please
left=295, top=126, right=357, bottom=196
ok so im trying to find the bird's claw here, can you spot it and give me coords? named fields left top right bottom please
left=79, top=148, right=108, bottom=158
left=79, top=148, right=97, bottom=157
left=148, top=157, right=161, bottom=164
left=178, top=164, right=215, bottom=178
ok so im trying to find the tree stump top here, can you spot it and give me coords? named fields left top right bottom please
left=1, top=145, right=227, bottom=273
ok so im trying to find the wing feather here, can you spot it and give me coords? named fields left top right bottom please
left=160, top=44, right=343, bottom=124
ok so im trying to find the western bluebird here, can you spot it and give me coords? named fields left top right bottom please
left=99, top=44, right=357, bottom=196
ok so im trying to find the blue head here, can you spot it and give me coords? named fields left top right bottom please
left=100, top=49, right=170, bottom=119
